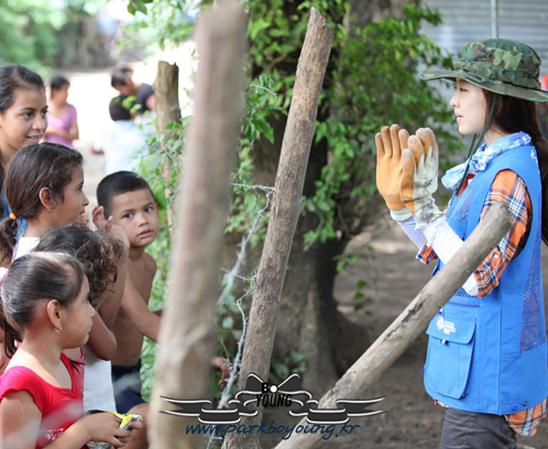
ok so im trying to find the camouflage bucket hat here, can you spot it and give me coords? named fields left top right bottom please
left=422, top=38, right=548, bottom=102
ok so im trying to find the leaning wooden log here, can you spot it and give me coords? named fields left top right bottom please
left=148, top=2, right=246, bottom=449
left=275, top=202, right=513, bottom=449
left=222, top=7, right=334, bottom=449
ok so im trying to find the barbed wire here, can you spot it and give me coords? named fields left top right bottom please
left=217, top=187, right=273, bottom=308
left=204, top=183, right=273, bottom=449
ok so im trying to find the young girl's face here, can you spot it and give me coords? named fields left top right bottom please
left=60, top=276, right=94, bottom=347
left=53, top=165, right=89, bottom=225
left=52, top=84, right=69, bottom=106
left=0, top=87, right=47, bottom=161
left=450, top=79, right=487, bottom=135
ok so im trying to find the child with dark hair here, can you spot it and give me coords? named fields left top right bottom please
left=0, top=142, right=119, bottom=366
left=0, top=142, right=88, bottom=262
left=35, top=224, right=123, bottom=308
left=97, top=171, right=159, bottom=410
left=35, top=224, right=128, bottom=420
left=94, top=96, right=148, bottom=175
left=0, top=252, right=137, bottom=448
left=0, top=64, right=47, bottom=218
left=45, top=75, right=79, bottom=149
left=97, top=171, right=159, bottom=449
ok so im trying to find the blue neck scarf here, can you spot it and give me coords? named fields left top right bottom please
left=441, top=132, right=532, bottom=192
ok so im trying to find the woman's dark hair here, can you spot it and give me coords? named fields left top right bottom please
left=50, top=75, right=69, bottom=98
left=0, top=252, right=85, bottom=357
left=35, top=224, right=123, bottom=308
left=0, top=142, right=83, bottom=260
left=0, top=64, right=44, bottom=114
left=485, top=91, right=548, bottom=245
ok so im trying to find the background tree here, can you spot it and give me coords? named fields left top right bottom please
left=131, top=0, right=460, bottom=393
left=0, top=0, right=115, bottom=71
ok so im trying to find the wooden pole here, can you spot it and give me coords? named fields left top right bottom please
left=148, top=2, right=246, bottom=448
left=222, top=8, right=334, bottom=449
left=275, top=203, right=513, bottom=449
left=154, top=61, right=181, bottom=229
left=154, top=61, right=181, bottom=133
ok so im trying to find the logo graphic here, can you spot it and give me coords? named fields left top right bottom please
left=160, top=373, right=384, bottom=425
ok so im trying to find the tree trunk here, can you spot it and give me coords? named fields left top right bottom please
left=222, top=9, right=333, bottom=449
left=222, top=0, right=417, bottom=404
left=274, top=223, right=362, bottom=393
left=154, top=61, right=181, bottom=228
left=243, top=0, right=416, bottom=396
left=148, top=2, right=246, bottom=448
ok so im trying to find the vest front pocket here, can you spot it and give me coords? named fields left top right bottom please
left=425, top=315, right=476, bottom=399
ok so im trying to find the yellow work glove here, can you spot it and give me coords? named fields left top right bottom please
left=375, top=124, right=412, bottom=221
left=400, top=128, right=443, bottom=229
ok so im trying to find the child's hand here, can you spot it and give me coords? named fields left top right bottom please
left=109, top=224, right=130, bottom=254
left=92, top=206, right=111, bottom=233
left=211, top=356, right=231, bottom=388
left=92, top=206, right=129, bottom=252
left=80, top=412, right=130, bottom=447
left=78, top=209, right=90, bottom=227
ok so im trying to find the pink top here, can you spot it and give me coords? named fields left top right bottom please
left=0, top=352, right=86, bottom=449
left=45, top=104, right=77, bottom=149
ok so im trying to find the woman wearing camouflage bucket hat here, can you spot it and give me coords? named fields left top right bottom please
left=375, top=38, right=548, bottom=449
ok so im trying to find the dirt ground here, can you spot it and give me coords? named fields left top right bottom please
left=323, top=222, right=548, bottom=449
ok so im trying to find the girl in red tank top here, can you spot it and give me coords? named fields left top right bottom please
left=0, top=253, right=133, bottom=449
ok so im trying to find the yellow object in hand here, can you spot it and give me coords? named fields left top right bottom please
left=104, top=410, right=143, bottom=430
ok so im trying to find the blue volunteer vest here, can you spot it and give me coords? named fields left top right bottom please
left=424, top=144, right=548, bottom=414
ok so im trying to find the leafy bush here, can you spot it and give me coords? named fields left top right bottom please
left=130, top=0, right=461, bottom=397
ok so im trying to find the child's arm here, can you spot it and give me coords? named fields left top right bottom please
left=0, top=389, right=134, bottom=449
left=97, top=241, right=128, bottom=329
left=121, top=277, right=161, bottom=342
left=0, top=390, right=41, bottom=449
left=86, top=313, right=117, bottom=360
left=48, top=413, right=131, bottom=448
left=92, top=207, right=130, bottom=329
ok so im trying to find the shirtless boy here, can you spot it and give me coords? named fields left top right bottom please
left=96, top=170, right=161, bottom=414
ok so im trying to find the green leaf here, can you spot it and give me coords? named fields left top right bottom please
left=222, top=316, right=234, bottom=329
left=249, top=18, right=271, bottom=40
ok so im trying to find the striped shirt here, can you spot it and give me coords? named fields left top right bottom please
left=418, top=169, right=546, bottom=436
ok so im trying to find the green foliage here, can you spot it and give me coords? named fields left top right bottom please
left=129, top=0, right=462, bottom=397
left=126, top=0, right=196, bottom=49
left=0, top=0, right=63, bottom=70
left=271, top=351, right=306, bottom=384
left=137, top=77, right=281, bottom=399
left=131, top=0, right=460, bottom=247
left=0, top=0, right=108, bottom=71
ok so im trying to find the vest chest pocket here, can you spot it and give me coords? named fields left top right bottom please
left=425, top=315, right=476, bottom=399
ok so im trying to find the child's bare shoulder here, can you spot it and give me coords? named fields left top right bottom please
left=144, top=251, right=157, bottom=274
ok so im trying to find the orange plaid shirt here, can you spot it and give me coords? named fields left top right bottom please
left=418, top=169, right=546, bottom=436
